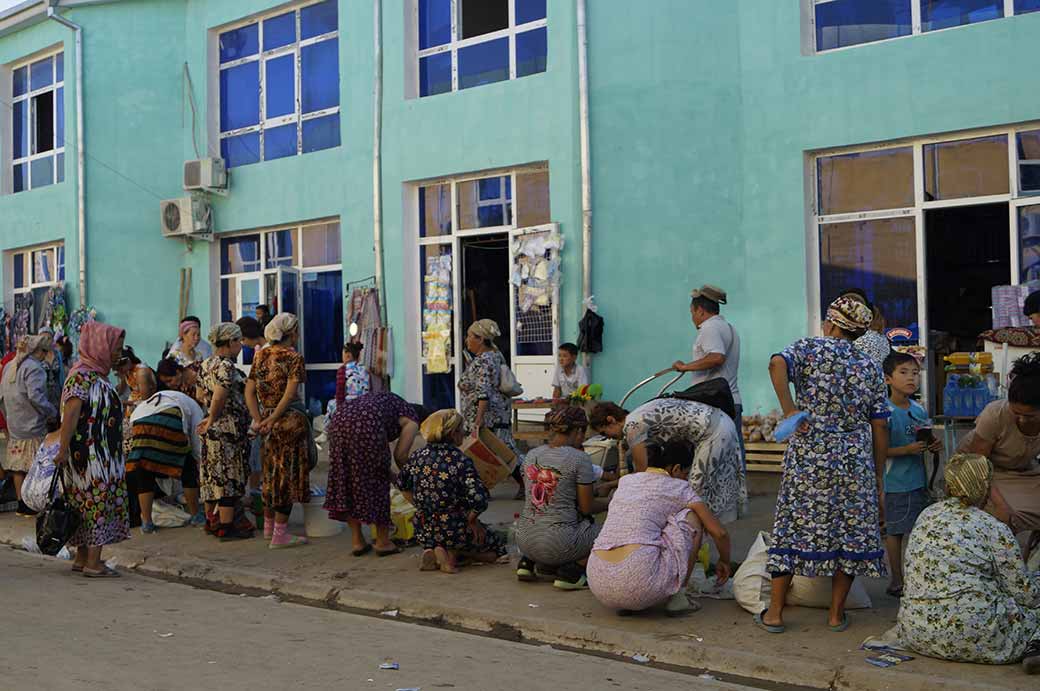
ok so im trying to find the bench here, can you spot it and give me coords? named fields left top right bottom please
left=745, top=442, right=785, bottom=473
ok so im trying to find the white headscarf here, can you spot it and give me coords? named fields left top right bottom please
left=264, top=313, right=299, bottom=344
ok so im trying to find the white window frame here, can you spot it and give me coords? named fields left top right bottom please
left=10, top=47, right=65, bottom=193
left=407, top=163, right=554, bottom=404
left=4, top=241, right=65, bottom=315
left=806, top=120, right=1040, bottom=406
left=216, top=220, right=343, bottom=377
left=806, top=0, right=1032, bottom=55
left=216, top=0, right=340, bottom=163
left=413, top=0, right=547, bottom=96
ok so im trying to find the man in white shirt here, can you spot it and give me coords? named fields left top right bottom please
left=672, top=284, right=744, bottom=464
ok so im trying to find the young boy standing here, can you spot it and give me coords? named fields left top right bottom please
left=551, top=343, right=588, bottom=400
left=882, top=352, right=941, bottom=597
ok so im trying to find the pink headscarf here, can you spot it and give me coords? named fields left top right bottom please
left=179, top=320, right=197, bottom=337
left=70, top=322, right=125, bottom=378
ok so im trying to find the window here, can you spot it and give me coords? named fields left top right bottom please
left=217, top=0, right=340, bottom=168
left=10, top=50, right=64, bottom=193
left=817, top=148, right=914, bottom=215
left=1017, top=130, right=1040, bottom=195
left=811, top=0, right=1037, bottom=52
left=1019, top=205, right=1040, bottom=281
left=7, top=242, right=65, bottom=329
left=923, top=135, right=1009, bottom=201
left=417, top=0, right=547, bottom=97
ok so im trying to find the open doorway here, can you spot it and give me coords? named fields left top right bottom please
left=461, top=234, right=511, bottom=363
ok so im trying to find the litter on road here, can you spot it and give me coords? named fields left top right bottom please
left=381, top=609, right=399, bottom=617
left=379, top=662, right=400, bottom=670
left=631, top=654, right=650, bottom=663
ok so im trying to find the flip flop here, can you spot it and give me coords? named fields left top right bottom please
left=351, top=544, right=373, bottom=557
left=375, top=546, right=402, bottom=558
left=754, top=610, right=785, bottom=634
left=829, top=613, right=850, bottom=632
left=82, top=565, right=120, bottom=579
left=71, top=564, right=84, bottom=573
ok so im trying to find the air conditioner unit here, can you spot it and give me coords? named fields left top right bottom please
left=183, top=157, right=227, bottom=191
left=160, top=194, right=212, bottom=239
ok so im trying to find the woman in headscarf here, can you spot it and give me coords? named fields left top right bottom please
left=197, top=323, right=253, bottom=541
left=398, top=409, right=506, bottom=573
left=245, top=313, right=310, bottom=549
left=0, top=334, right=58, bottom=516
left=897, top=454, right=1040, bottom=674
left=458, top=319, right=524, bottom=497
left=167, top=316, right=211, bottom=367
left=324, top=391, right=419, bottom=557
left=839, top=289, right=891, bottom=367
left=156, top=356, right=202, bottom=405
left=755, top=296, right=890, bottom=634
left=56, top=322, right=131, bottom=577
left=589, top=398, right=747, bottom=525
left=515, top=406, right=608, bottom=591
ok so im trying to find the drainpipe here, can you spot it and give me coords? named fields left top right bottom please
left=576, top=0, right=592, bottom=364
left=47, top=4, right=86, bottom=308
left=372, top=0, right=385, bottom=312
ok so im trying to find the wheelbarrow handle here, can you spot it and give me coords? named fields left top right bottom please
left=619, top=368, right=685, bottom=408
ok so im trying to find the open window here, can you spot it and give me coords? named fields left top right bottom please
left=9, top=50, right=64, bottom=193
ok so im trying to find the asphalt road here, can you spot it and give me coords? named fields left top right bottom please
left=0, top=548, right=758, bottom=691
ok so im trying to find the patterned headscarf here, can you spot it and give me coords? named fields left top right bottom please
left=179, top=320, right=199, bottom=337
left=208, top=322, right=242, bottom=346
left=468, top=319, right=501, bottom=349
left=826, top=296, right=873, bottom=333
left=545, top=405, right=589, bottom=434
left=264, top=313, right=299, bottom=344
left=70, top=322, right=125, bottom=378
left=944, top=453, right=993, bottom=507
left=420, top=409, right=464, bottom=444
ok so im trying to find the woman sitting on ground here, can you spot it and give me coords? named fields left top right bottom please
left=516, top=406, right=609, bottom=590
left=588, top=442, right=732, bottom=617
left=324, top=391, right=419, bottom=557
left=127, top=370, right=205, bottom=533
left=589, top=399, right=747, bottom=525
left=897, top=454, right=1040, bottom=675
left=398, top=409, right=506, bottom=573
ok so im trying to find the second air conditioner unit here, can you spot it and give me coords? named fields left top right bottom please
left=160, top=193, right=212, bottom=239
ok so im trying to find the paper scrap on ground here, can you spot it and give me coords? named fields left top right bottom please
left=631, top=654, right=650, bottom=663
left=528, top=603, right=540, bottom=608
left=158, top=633, right=174, bottom=638
left=381, top=609, right=399, bottom=617
left=379, top=662, right=400, bottom=670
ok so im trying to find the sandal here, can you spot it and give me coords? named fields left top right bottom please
left=71, top=564, right=84, bottom=573
left=269, top=535, right=309, bottom=550
left=375, top=545, right=402, bottom=558
left=828, top=613, right=850, bottom=632
left=82, top=565, right=120, bottom=579
left=351, top=544, right=373, bottom=557
left=434, top=546, right=458, bottom=574
left=754, top=610, right=785, bottom=634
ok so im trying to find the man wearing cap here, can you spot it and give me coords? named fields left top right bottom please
left=673, top=285, right=744, bottom=459
left=1025, top=290, right=1040, bottom=327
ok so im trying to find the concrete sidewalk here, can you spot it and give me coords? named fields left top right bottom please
left=0, top=481, right=1031, bottom=691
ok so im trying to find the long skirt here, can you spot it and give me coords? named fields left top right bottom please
left=688, top=411, right=746, bottom=524
left=324, top=407, right=393, bottom=526
left=260, top=410, right=309, bottom=509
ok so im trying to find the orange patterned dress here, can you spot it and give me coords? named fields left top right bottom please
left=248, top=346, right=309, bottom=509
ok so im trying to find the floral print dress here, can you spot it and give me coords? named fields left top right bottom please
left=324, top=392, right=418, bottom=525
left=458, top=350, right=520, bottom=458
left=897, top=499, right=1040, bottom=664
left=248, top=346, right=310, bottom=509
left=335, top=361, right=370, bottom=406
left=397, top=443, right=506, bottom=555
left=198, top=355, right=251, bottom=501
left=623, top=398, right=747, bottom=524
left=61, top=371, right=130, bottom=547
left=766, top=337, right=889, bottom=578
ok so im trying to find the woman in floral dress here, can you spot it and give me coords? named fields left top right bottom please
left=897, top=454, right=1040, bottom=674
left=197, top=323, right=252, bottom=541
left=56, top=322, right=130, bottom=578
left=335, top=342, right=370, bottom=407
left=756, top=296, right=889, bottom=634
left=590, top=399, right=747, bottom=524
left=245, top=314, right=310, bottom=549
left=398, top=409, right=506, bottom=573
left=458, top=319, right=523, bottom=497
left=324, top=391, right=419, bottom=556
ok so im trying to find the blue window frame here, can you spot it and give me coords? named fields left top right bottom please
left=218, top=2, right=340, bottom=168
left=10, top=51, right=64, bottom=194
left=417, top=0, right=547, bottom=97
left=814, top=0, right=912, bottom=51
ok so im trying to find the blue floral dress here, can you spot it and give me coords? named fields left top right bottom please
left=397, top=443, right=506, bottom=555
left=767, top=337, right=889, bottom=578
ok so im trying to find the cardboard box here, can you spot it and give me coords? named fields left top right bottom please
left=461, top=428, right=518, bottom=490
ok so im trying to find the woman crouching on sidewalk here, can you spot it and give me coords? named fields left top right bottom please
left=587, top=441, right=732, bottom=617
left=397, top=409, right=507, bottom=573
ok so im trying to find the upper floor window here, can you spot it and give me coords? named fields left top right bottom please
left=810, top=1, right=1040, bottom=53
left=218, top=0, right=340, bottom=169
left=5, top=242, right=65, bottom=329
left=10, top=50, right=64, bottom=193
left=417, top=0, right=547, bottom=97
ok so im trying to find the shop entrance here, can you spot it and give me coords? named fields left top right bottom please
left=925, top=203, right=1011, bottom=353
left=461, top=234, right=511, bottom=361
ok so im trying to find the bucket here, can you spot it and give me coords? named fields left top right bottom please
left=303, top=499, right=345, bottom=538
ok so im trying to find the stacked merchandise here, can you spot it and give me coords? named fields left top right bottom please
left=422, top=255, right=452, bottom=374
left=511, top=230, right=562, bottom=313
left=992, top=281, right=1040, bottom=329
left=942, top=352, right=998, bottom=417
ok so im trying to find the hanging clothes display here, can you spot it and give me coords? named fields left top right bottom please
left=346, top=285, right=392, bottom=390
left=66, top=306, right=97, bottom=361
left=578, top=308, right=604, bottom=354
left=12, top=294, right=33, bottom=343
left=422, top=254, right=452, bottom=374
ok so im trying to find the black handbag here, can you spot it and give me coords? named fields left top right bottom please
left=35, top=471, right=81, bottom=556
left=659, top=376, right=737, bottom=421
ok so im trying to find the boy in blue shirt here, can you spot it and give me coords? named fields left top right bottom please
left=882, top=352, right=942, bottom=597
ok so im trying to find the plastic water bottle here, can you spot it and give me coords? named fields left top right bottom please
left=507, top=513, right=520, bottom=557
left=944, top=376, right=960, bottom=417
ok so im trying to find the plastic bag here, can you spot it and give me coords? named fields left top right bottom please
left=22, top=446, right=58, bottom=513
left=152, top=501, right=191, bottom=528
left=733, top=531, right=871, bottom=614
left=389, top=487, right=416, bottom=541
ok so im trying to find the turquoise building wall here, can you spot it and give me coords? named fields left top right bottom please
left=2, top=1, right=1040, bottom=410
